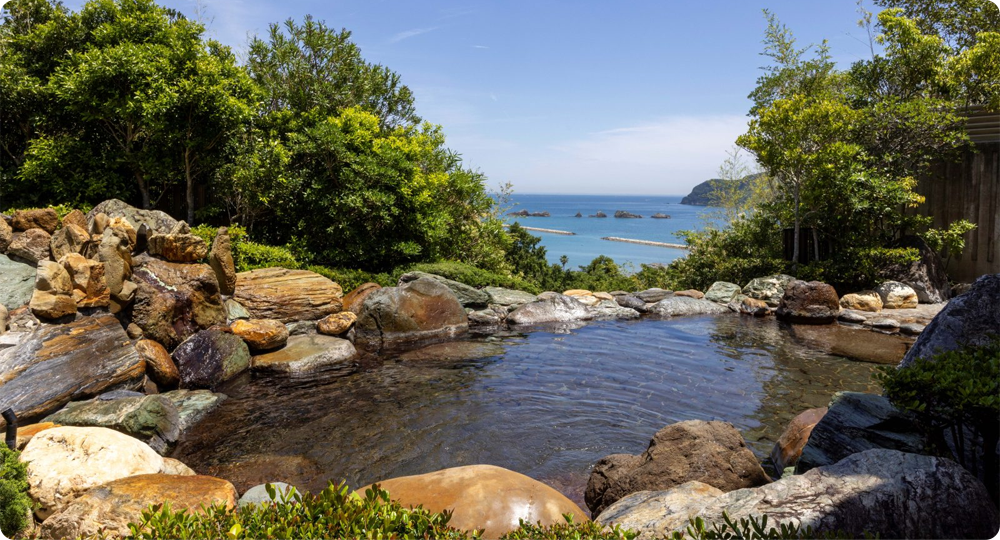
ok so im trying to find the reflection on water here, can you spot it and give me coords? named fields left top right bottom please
left=172, top=316, right=886, bottom=508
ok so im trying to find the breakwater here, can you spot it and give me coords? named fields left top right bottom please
left=601, top=236, right=689, bottom=249
left=503, top=224, right=576, bottom=236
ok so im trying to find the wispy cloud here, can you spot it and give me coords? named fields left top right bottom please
left=388, top=26, right=441, bottom=44
left=473, top=45, right=490, bottom=49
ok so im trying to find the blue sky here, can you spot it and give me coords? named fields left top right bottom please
left=62, top=0, right=890, bottom=194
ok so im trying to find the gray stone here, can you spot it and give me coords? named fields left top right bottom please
left=238, top=482, right=297, bottom=507
left=589, top=299, right=640, bottom=320
left=159, top=389, right=227, bottom=433
left=171, top=330, right=250, bottom=390
left=901, top=273, right=1000, bottom=368
left=224, top=299, right=250, bottom=321
left=398, top=271, right=489, bottom=308
left=8, top=228, right=52, bottom=264
left=646, top=296, right=728, bottom=317
left=251, top=334, right=357, bottom=377
left=613, top=294, right=647, bottom=312
left=864, top=317, right=900, bottom=330
left=86, top=199, right=179, bottom=235
left=468, top=308, right=503, bottom=326
left=634, top=288, right=672, bottom=303
left=899, top=323, right=925, bottom=336
left=507, top=294, right=592, bottom=325
left=598, top=449, right=998, bottom=540
left=285, top=320, right=316, bottom=336
left=484, top=287, right=537, bottom=307
left=796, top=391, right=926, bottom=473
left=0, top=254, right=35, bottom=310
left=742, top=274, right=795, bottom=307
left=705, top=281, right=742, bottom=304
left=837, top=311, right=867, bottom=324
left=44, top=394, right=180, bottom=454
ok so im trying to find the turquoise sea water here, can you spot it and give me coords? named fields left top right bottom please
left=506, top=194, right=713, bottom=270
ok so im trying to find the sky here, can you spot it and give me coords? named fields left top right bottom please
left=59, top=0, right=896, bottom=195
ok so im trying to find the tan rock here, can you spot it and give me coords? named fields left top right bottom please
left=60, top=253, right=110, bottom=308
left=35, top=260, right=72, bottom=294
left=49, top=224, right=89, bottom=261
left=0, top=217, right=12, bottom=252
left=596, top=481, right=724, bottom=537
left=875, top=281, right=918, bottom=309
left=161, top=458, right=196, bottom=476
left=674, top=289, right=705, bottom=300
left=61, top=209, right=88, bottom=231
left=135, top=339, right=180, bottom=387
left=343, top=282, right=381, bottom=314
left=40, top=474, right=237, bottom=539
left=107, top=217, right=137, bottom=249
left=209, top=227, right=236, bottom=295
left=12, top=208, right=59, bottom=234
left=770, top=407, right=828, bottom=474
left=147, top=233, right=208, bottom=262
left=739, top=297, right=770, bottom=316
left=235, top=267, right=343, bottom=322
left=21, top=426, right=165, bottom=519
left=840, top=291, right=882, bottom=312
left=8, top=228, right=52, bottom=263
left=563, top=289, right=593, bottom=297
left=98, top=227, right=132, bottom=299
left=0, top=303, right=7, bottom=334
left=230, top=319, right=289, bottom=351
left=15, top=422, right=59, bottom=450
left=89, top=212, right=109, bottom=235
left=593, top=292, right=615, bottom=301
left=30, top=261, right=76, bottom=319
left=251, top=334, right=355, bottom=375
left=358, top=465, right=588, bottom=538
left=126, top=323, right=144, bottom=339
left=317, top=311, right=357, bottom=336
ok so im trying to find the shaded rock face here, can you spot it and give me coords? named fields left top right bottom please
left=769, top=407, right=827, bottom=476
left=251, top=334, right=357, bottom=377
left=0, top=315, right=144, bottom=423
left=598, top=449, right=999, bottom=540
left=342, top=282, right=381, bottom=314
left=61, top=209, right=88, bottom=231
left=87, top=199, right=178, bottom=235
left=796, top=391, right=926, bottom=473
left=135, top=339, right=180, bottom=387
left=41, top=474, right=237, bottom=540
left=399, top=271, right=489, bottom=308
left=49, top=223, right=89, bottom=261
left=775, top=280, right=840, bottom=324
left=646, top=296, right=728, bottom=317
left=484, top=286, right=537, bottom=307
left=875, top=281, right=918, bottom=309
left=883, top=235, right=950, bottom=303
left=159, top=389, right=227, bottom=433
left=234, top=267, right=343, bottom=323
left=12, top=208, right=59, bottom=234
left=902, top=273, right=1000, bottom=368
left=614, top=293, right=647, bottom=312
left=507, top=294, right=592, bottom=325
left=595, top=481, right=724, bottom=539
left=356, top=277, right=468, bottom=349
left=742, top=274, right=795, bottom=307
left=147, top=233, right=209, bottom=262
left=132, top=256, right=226, bottom=349
left=43, top=394, right=180, bottom=454
left=171, top=330, right=250, bottom=389
left=209, top=228, right=237, bottom=295
left=0, top=255, right=36, bottom=310
left=0, top=217, right=12, bottom=252
left=585, top=420, right=769, bottom=517
left=317, top=311, right=356, bottom=336
left=230, top=319, right=289, bottom=351
left=357, top=465, right=589, bottom=538
left=8, top=228, right=52, bottom=264
left=21, top=426, right=165, bottom=519
left=839, top=291, right=882, bottom=312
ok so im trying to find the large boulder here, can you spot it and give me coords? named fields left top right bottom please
left=484, top=286, right=537, bottom=307
left=159, top=389, right=227, bottom=433
left=230, top=319, right=289, bottom=351
left=585, top=420, right=769, bottom=517
left=43, top=394, right=180, bottom=454
left=86, top=199, right=178, bottom=235
left=796, top=391, right=926, bottom=473
left=901, top=273, right=1000, bottom=368
left=21, top=426, right=166, bottom=519
left=234, top=267, right=343, bottom=323
left=598, top=449, right=998, bottom=540
left=171, top=329, right=250, bottom=389
left=769, top=407, right=827, bottom=476
left=399, top=271, right=489, bottom=308
left=646, top=296, right=728, bottom=317
left=251, top=334, right=357, bottom=376
left=775, top=280, right=840, bottom=324
left=0, top=255, right=36, bottom=310
left=135, top=339, right=180, bottom=387
left=12, top=208, right=59, bottom=234
left=839, top=290, right=882, bottom=312
left=209, top=227, right=237, bottom=295
left=97, top=227, right=133, bottom=312
left=875, top=281, right=918, bottom=309
left=883, top=235, right=950, bottom=303
left=594, top=481, right=724, bottom=538
left=356, top=277, right=467, bottom=348
left=40, top=474, right=237, bottom=540
left=742, top=274, right=795, bottom=307
left=61, top=209, right=88, bottom=231
left=357, top=465, right=588, bottom=538
left=8, top=228, right=52, bottom=264
left=132, top=256, right=226, bottom=349
left=0, top=315, right=144, bottom=422
left=342, top=282, right=381, bottom=314
left=29, top=260, right=77, bottom=320
left=507, top=294, right=592, bottom=325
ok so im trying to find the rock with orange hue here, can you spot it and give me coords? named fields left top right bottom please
left=60, top=253, right=110, bottom=308
left=12, top=208, right=59, bottom=234
left=776, top=280, right=840, bottom=324
left=317, top=311, right=357, bottom=336
left=674, top=289, right=705, bottom=300
left=30, top=260, right=77, bottom=319
left=230, top=319, right=289, bottom=351
left=209, top=227, right=237, bottom=295
left=147, top=233, right=208, bottom=262
left=839, top=291, right=883, bottom=312
left=355, top=277, right=467, bottom=349
left=358, top=465, right=588, bottom=538
left=135, top=339, right=180, bottom=387
left=343, top=282, right=381, bottom=314
left=61, top=209, right=88, bottom=231
left=49, top=223, right=89, bottom=261
left=15, top=422, right=59, bottom=450
left=8, top=228, right=52, bottom=264
left=235, top=267, right=343, bottom=322
left=131, top=256, right=225, bottom=349
left=251, top=334, right=356, bottom=376
left=0, top=217, right=12, bottom=252
left=769, top=407, right=828, bottom=475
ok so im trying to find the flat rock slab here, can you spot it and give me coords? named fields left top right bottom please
left=43, top=394, right=179, bottom=454
left=235, top=267, right=343, bottom=323
left=484, top=287, right=537, bottom=307
left=160, top=389, right=227, bottom=433
left=646, top=296, right=729, bottom=317
left=787, top=323, right=913, bottom=364
left=251, top=334, right=357, bottom=376
left=0, top=315, right=144, bottom=423
left=396, top=341, right=505, bottom=363
left=0, top=254, right=35, bottom=310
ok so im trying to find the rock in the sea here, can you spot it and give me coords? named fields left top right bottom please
left=147, top=233, right=209, bottom=262
left=8, top=228, right=52, bottom=264
left=598, top=449, right=998, bottom=540
left=0, top=315, right=144, bottom=422
left=674, top=289, right=704, bottom=300
left=355, top=277, right=467, bottom=349
left=635, top=288, right=672, bottom=303
left=796, top=391, right=925, bottom=473
left=742, top=274, right=795, bottom=307
left=239, top=482, right=297, bottom=507
left=29, top=260, right=77, bottom=319
left=902, top=273, right=1000, bottom=368
left=317, top=311, right=357, bottom=336
left=646, top=296, right=728, bottom=317
left=209, top=227, right=237, bottom=295
left=159, top=389, right=227, bottom=433
left=839, top=290, right=882, bottom=312
left=230, top=319, right=289, bottom=351
left=60, top=253, right=110, bottom=308
left=507, top=294, right=592, bottom=325
left=357, top=465, right=588, bottom=538
left=12, top=208, right=59, bottom=234
left=43, top=394, right=180, bottom=454
left=883, top=235, right=950, bottom=303
left=132, top=256, right=226, bottom=349
left=135, top=339, right=180, bottom=387
left=875, top=280, right=918, bottom=309
left=234, top=267, right=343, bottom=323
left=399, top=271, right=489, bottom=308
left=775, top=280, right=840, bottom=324
left=87, top=199, right=178, bottom=235
left=171, top=329, right=250, bottom=389
left=0, top=217, right=12, bottom=252
left=484, top=286, right=538, bottom=307
left=21, top=426, right=165, bottom=519
left=49, top=223, right=89, bottom=261
left=595, top=481, right=724, bottom=539
left=251, top=334, right=357, bottom=376
left=0, top=255, right=36, bottom=310
left=769, top=407, right=827, bottom=476
left=585, top=420, right=769, bottom=516
left=40, top=474, right=237, bottom=540
left=342, top=282, right=381, bottom=314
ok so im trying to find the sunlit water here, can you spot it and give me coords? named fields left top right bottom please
left=173, top=316, right=886, bottom=508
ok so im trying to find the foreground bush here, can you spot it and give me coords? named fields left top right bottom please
left=669, top=513, right=870, bottom=539
left=0, top=446, right=31, bottom=537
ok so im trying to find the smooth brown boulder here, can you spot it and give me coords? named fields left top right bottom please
left=135, top=339, right=180, bottom=387
left=8, top=228, right=52, bottom=264
left=234, top=267, right=343, bottom=323
left=12, top=208, right=59, bottom=234
left=60, top=253, right=110, bottom=308
left=356, top=277, right=468, bottom=349
left=769, top=407, right=827, bottom=475
left=839, top=291, right=882, bottom=312
left=317, top=311, right=357, bottom=336
left=230, top=319, right=289, bottom=351
left=61, top=209, right=88, bottom=231
left=775, top=280, right=840, bottom=324
left=343, top=282, right=381, bottom=314
left=674, top=289, right=705, bottom=300
left=209, top=227, right=237, bottom=295
left=585, top=420, right=769, bottom=517
left=132, top=256, right=226, bottom=349
left=738, top=297, right=770, bottom=316
left=358, top=465, right=588, bottom=538
left=49, top=223, right=89, bottom=261
left=0, top=217, right=12, bottom=252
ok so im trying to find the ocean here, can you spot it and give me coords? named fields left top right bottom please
left=505, top=194, right=714, bottom=271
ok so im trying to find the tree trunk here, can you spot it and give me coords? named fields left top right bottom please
left=792, top=183, right=801, bottom=270
left=137, top=172, right=150, bottom=209
left=185, top=148, right=194, bottom=225
left=812, top=227, right=820, bottom=262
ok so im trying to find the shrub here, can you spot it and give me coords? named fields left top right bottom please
left=400, top=261, right=540, bottom=293
left=305, top=266, right=395, bottom=291
left=0, top=446, right=32, bottom=537
left=669, top=513, right=869, bottom=539
left=3, top=203, right=93, bottom=220
left=233, top=241, right=300, bottom=272
left=500, top=514, right=637, bottom=540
